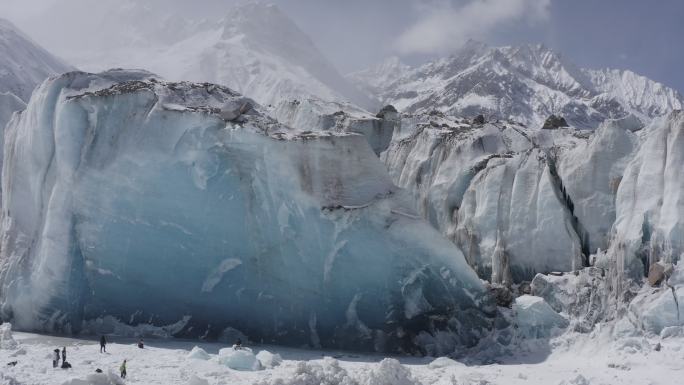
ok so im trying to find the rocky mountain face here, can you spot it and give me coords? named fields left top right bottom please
left=350, top=41, right=683, bottom=129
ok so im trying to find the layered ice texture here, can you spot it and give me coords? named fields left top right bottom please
left=382, top=115, right=584, bottom=283
left=0, top=70, right=491, bottom=352
left=381, top=108, right=684, bottom=290
left=272, top=99, right=398, bottom=155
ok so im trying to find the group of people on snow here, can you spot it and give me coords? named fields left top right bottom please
left=50, top=335, right=142, bottom=379
left=52, top=346, right=70, bottom=369
left=49, top=335, right=242, bottom=380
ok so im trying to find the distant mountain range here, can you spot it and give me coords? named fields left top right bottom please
left=349, top=40, right=683, bottom=129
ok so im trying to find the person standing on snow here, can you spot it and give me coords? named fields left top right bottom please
left=52, top=348, right=60, bottom=368
left=120, top=359, right=127, bottom=379
left=100, top=335, right=107, bottom=353
left=61, top=347, right=67, bottom=362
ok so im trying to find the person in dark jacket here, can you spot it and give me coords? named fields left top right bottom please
left=137, top=338, right=144, bottom=349
left=233, top=338, right=242, bottom=350
left=52, top=349, right=60, bottom=368
left=100, top=335, right=107, bottom=353
left=61, top=347, right=66, bottom=362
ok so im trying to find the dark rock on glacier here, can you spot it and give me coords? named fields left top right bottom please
left=542, top=115, right=569, bottom=129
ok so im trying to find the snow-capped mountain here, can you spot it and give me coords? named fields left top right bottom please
left=350, top=40, right=683, bottom=129
left=40, top=1, right=374, bottom=111
left=0, top=18, right=71, bottom=129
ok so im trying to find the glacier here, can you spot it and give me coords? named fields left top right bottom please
left=379, top=98, right=683, bottom=290
left=0, top=70, right=493, bottom=353
left=381, top=113, right=585, bottom=283
left=272, top=98, right=398, bottom=155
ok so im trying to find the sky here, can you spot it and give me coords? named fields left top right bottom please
left=1, top=0, right=682, bottom=93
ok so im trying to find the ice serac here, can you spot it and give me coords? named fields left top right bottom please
left=273, top=99, right=398, bottom=155
left=557, top=117, right=639, bottom=253
left=0, top=70, right=491, bottom=352
left=350, top=41, right=683, bottom=129
left=610, top=111, right=684, bottom=277
left=382, top=114, right=584, bottom=283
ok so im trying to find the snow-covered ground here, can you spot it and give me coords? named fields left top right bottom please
left=1, top=325, right=681, bottom=385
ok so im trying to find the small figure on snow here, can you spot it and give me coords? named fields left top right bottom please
left=61, top=346, right=67, bottom=362
left=120, top=359, right=127, bottom=379
left=100, top=335, right=107, bottom=353
left=137, top=338, right=144, bottom=349
left=233, top=338, right=243, bottom=350
left=53, top=348, right=60, bottom=368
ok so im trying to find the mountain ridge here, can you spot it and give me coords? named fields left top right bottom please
left=349, top=40, right=683, bottom=129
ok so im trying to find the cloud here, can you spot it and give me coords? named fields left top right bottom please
left=394, top=0, right=551, bottom=55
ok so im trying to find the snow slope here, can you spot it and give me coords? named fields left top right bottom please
left=350, top=41, right=683, bottom=129
left=0, top=18, right=70, bottom=130
left=0, top=69, right=491, bottom=353
left=43, top=1, right=374, bottom=111
left=0, top=18, right=71, bottom=102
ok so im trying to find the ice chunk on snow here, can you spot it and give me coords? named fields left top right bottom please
left=256, top=350, right=283, bottom=368
left=428, top=357, right=464, bottom=369
left=362, top=358, right=420, bottom=385
left=186, top=375, right=209, bottom=385
left=557, top=374, right=590, bottom=385
left=629, top=285, right=684, bottom=334
left=218, top=347, right=262, bottom=371
left=0, top=323, right=18, bottom=350
left=61, top=371, right=125, bottom=385
left=660, top=326, right=684, bottom=339
left=187, top=346, right=211, bottom=360
left=254, top=357, right=357, bottom=385
left=513, top=295, right=569, bottom=338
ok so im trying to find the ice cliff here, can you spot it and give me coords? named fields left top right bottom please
left=382, top=113, right=585, bottom=283
left=381, top=108, right=684, bottom=291
left=0, top=70, right=492, bottom=353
